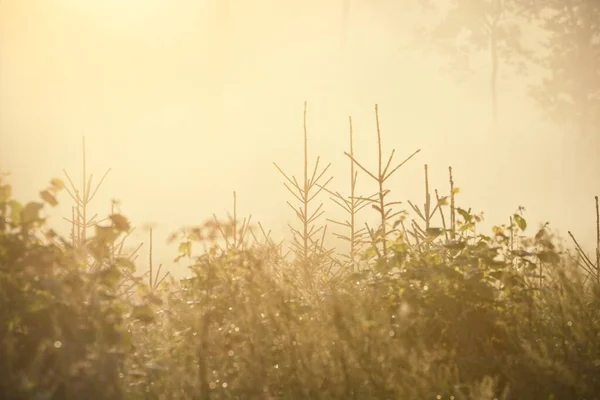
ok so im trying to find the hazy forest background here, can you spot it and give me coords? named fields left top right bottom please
left=0, top=0, right=598, bottom=275
left=2, top=1, right=600, bottom=399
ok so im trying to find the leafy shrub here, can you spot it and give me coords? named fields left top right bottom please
left=0, top=176, right=131, bottom=400
left=1, top=136, right=598, bottom=400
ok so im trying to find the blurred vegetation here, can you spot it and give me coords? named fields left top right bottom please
left=414, top=0, right=600, bottom=132
left=1, top=99, right=599, bottom=400
left=2, top=0, right=598, bottom=398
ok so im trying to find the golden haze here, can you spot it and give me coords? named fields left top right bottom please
left=0, top=0, right=598, bottom=275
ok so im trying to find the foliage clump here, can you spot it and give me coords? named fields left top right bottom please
left=1, top=110, right=599, bottom=399
left=0, top=175, right=132, bottom=399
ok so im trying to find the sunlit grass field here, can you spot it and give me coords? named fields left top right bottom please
left=1, top=106, right=599, bottom=399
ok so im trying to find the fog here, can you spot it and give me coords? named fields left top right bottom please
left=1, top=0, right=598, bottom=277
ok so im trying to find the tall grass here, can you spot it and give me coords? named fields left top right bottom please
left=0, top=104, right=599, bottom=399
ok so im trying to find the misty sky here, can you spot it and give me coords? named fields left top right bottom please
left=1, top=0, right=598, bottom=277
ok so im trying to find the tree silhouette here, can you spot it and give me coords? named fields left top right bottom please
left=525, top=0, right=600, bottom=136
left=421, top=0, right=530, bottom=125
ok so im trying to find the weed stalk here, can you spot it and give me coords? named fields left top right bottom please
left=345, top=104, right=420, bottom=260
left=274, top=102, right=334, bottom=289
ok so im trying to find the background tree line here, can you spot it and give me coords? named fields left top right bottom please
left=217, top=0, right=599, bottom=133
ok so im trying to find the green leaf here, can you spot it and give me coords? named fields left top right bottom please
left=110, top=214, right=130, bottom=232
left=460, top=222, right=475, bottom=232
left=364, top=246, right=377, bottom=260
left=45, top=229, right=58, bottom=240
left=492, top=226, right=504, bottom=236
left=40, top=190, right=58, bottom=207
left=88, top=241, right=110, bottom=260
left=21, top=202, right=44, bottom=225
left=433, top=264, right=463, bottom=280
left=511, top=249, right=533, bottom=257
left=144, top=292, right=163, bottom=306
left=443, top=240, right=466, bottom=250
left=535, top=227, right=547, bottom=241
left=9, top=200, right=22, bottom=225
left=178, top=241, right=192, bottom=257
left=457, top=207, right=471, bottom=222
left=49, top=178, right=65, bottom=190
left=513, top=214, right=527, bottom=231
left=131, top=304, right=155, bottom=323
left=538, top=250, right=560, bottom=264
left=426, top=227, right=444, bottom=237
left=116, top=257, right=135, bottom=272
left=96, top=225, right=120, bottom=243
left=97, top=267, right=121, bottom=288
left=478, top=234, right=492, bottom=242
left=0, top=184, right=11, bottom=203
